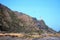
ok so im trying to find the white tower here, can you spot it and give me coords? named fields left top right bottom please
left=40, top=16, right=42, bottom=20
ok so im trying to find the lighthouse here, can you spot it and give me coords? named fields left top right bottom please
left=40, top=16, right=43, bottom=20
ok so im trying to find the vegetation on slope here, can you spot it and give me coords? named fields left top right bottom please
left=0, top=3, right=56, bottom=35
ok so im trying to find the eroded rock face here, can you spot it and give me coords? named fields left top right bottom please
left=0, top=3, right=56, bottom=34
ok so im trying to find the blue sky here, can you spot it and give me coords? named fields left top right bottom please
left=0, top=0, right=60, bottom=31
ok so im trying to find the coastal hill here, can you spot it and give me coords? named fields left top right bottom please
left=0, top=3, right=56, bottom=34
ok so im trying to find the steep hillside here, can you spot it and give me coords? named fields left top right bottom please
left=0, top=3, right=21, bottom=32
left=0, top=3, right=56, bottom=34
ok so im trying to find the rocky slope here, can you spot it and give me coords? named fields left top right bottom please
left=0, top=3, right=56, bottom=34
